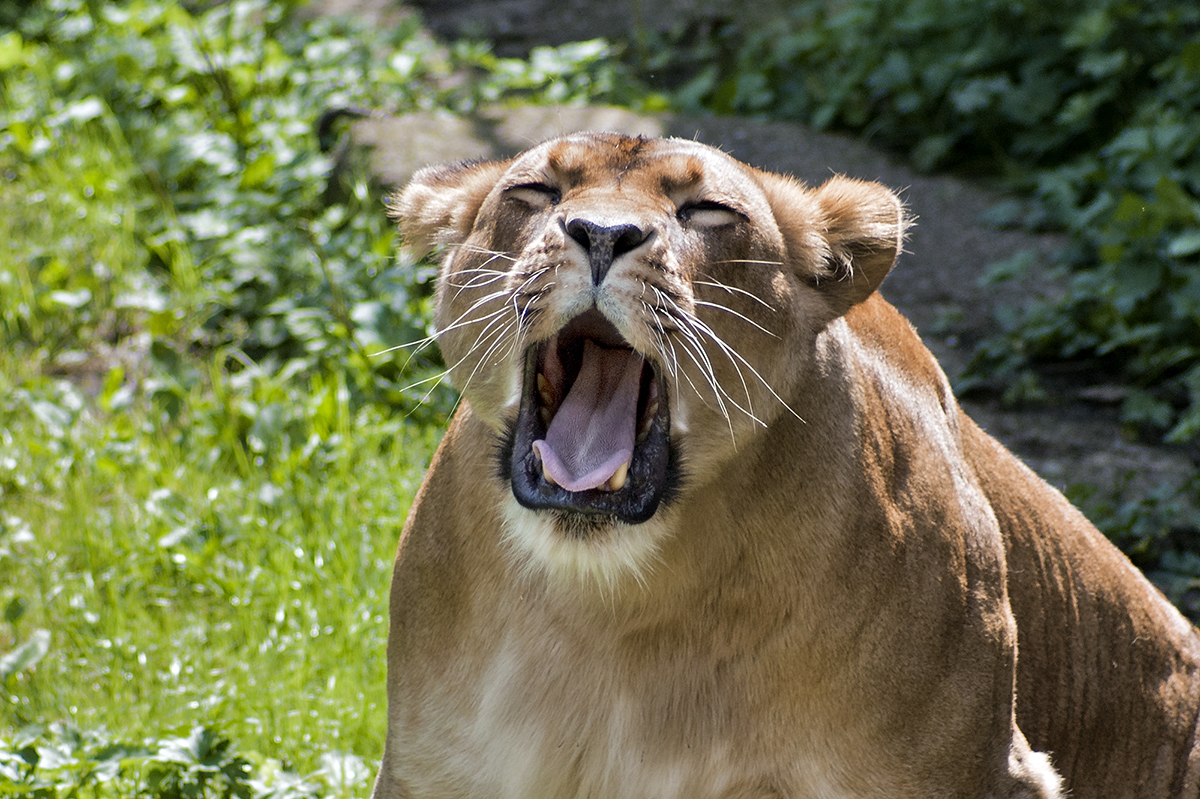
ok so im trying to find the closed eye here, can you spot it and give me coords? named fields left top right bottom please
left=505, top=183, right=561, bottom=209
left=678, top=200, right=742, bottom=228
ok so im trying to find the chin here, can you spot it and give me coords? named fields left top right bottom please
left=499, top=498, right=677, bottom=593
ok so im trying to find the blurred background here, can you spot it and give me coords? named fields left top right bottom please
left=1, top=0, right=1198, bottom=794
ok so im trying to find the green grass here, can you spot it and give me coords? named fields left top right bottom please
left=0, top=346, right=439, bottom=791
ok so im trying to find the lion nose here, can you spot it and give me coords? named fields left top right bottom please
left=565, top=219, right=649, bottom=286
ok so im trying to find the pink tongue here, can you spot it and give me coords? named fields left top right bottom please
left=533, top=341, right=643, bottom=492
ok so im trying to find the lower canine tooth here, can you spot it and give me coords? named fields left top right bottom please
left=542, top=462, right=557, bottom=486
left=608, top=461, right=629, bottom=491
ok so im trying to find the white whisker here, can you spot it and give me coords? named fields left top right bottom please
left=693, top=279, right=777, bottom=311
left=653, top=288, right=738, bottom=428
left=708, top=258, right=784, bottom=267
left=448, top=271, right=509, bottom=291
left=458, top=318, right=520, bottom=397
left=693, top=300, right=780, bottom=338
left=448, top=243, right=518, bottom=262
left=687, top=312, right=803, bottom=423
left=394, top=297, right=511, bottom=369
left=371, top=301, right=506, bottom=359
left=656, top=289, right=757, bottom=421
left=677, top=321, right=766, bottom=428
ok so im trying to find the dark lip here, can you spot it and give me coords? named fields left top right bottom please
left=505, top=320, right=675, bottom=525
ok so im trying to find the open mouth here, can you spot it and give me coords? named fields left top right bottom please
left=508, top=309, right=674, bottom=524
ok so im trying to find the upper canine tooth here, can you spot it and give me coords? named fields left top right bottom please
left=637, top=400, right=658, bottom=442
left=540, top=407, right=553, bottom=427
left=537, top=373, right=554, bottom=406
left=608, top=461, right=629, bottom=491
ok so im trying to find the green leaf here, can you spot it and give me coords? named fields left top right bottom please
left=1112, top=192, right=1146, bottom=224
left=981, top=250, right=1036, bottom=285
left=950, top=76, right=1010, bottom=114
left=1168, top=406, right=1200, bottom=443
left=1121, top=389, right=1173, bottom=430
left=1078, top=50, right=1126, bottom=79
left=3, top=598, right=26, bottom=625
left=1063, top=8, right=1112, bottom=49
left=1168, top=230, right=1200, bottom=258
left=1154, top=177, right=1195, bottom=224
left=0, top=630, right=51, bottom=680
left=911, top=134, right=954, bottom=171
left=1181, top=42, right=1200, bottom=74
left=0, top=32, right=24, bottom=71
left=239, top=151, right=275, bottom=190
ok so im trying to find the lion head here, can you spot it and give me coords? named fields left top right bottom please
left=392, top=133, right=907, bottom=583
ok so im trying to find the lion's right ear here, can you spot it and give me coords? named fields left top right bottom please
left=388, top=158, right=511, bottom=258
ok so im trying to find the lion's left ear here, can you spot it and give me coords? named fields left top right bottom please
left=759, top=173, right=909, bottom=316
left=388, top=158, right=512, bottom=258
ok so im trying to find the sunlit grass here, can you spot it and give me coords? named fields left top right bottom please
left=0, top=356, right=438, bottom=781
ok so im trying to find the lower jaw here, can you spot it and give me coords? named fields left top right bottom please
left=499, top=499, right=675, bottom=586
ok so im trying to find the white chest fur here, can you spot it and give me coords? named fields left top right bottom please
left=386, top=619, right=854, bottom=799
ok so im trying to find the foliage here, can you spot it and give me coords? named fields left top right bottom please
left=0, top=0, right=649, bottom=416
left=1065, top=476, right=1200, bottom=618
left=666, top=0, right=1200, bottom=442
left=0, top=723, right=373, bottom=798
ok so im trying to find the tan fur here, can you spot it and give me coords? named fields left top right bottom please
left=372, top=133, right=1200, bottom=799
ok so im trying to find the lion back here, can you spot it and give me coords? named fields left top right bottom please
left=964, top=416, right=1200, bottom=795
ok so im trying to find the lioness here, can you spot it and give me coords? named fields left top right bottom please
left=371, top=133, right=1200, bottom=798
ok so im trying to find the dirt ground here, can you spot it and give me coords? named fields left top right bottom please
left=315, top=1, right=1198, bottom=527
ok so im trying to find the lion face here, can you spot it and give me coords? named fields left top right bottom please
left=393, top=133, right=905, bottom=578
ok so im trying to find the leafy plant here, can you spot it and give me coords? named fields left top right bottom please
left=1, top=0, right=650, bottom=420
left=0, top=723, right=372, bottom=798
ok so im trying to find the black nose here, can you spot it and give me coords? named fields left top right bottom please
left=565, top=219, right=649, bottom=286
